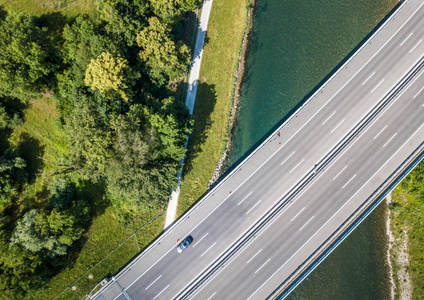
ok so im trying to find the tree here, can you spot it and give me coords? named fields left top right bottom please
left=136, top=17, right=190, bottom=84
left=84, top=52, right=137, bottom=101
left=0, top=150, right=27, bottom=210
left=65, top=94, right=113, bottom=182
left=0, top=13, right=57, bottom=102
left=10, top=208, right=85, bottom=258
left=48, top=177, right=74, bottom=210
left=149, top=0, right=200, bottom=23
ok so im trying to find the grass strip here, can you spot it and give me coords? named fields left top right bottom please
left=177, top=0, right=250, bottom=215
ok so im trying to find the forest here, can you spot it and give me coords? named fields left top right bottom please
left=0, top=0, right=199, bottom=297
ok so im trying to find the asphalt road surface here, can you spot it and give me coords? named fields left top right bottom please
left=94, top=1, right=424, bottom=299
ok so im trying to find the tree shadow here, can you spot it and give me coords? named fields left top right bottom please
left=183, top=82, right=217, bottom=175
left=17, top=133, right=45, bottom=184
left=0, top=5, right=7, bottom=20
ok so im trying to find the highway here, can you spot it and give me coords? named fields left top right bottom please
left=93, top=0, right=424, bottom=299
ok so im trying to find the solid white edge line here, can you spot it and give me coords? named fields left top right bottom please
left=383, top=133, right=398, bottom=148
left=289, top=159, right=304, bottom=174
left=281, top=151, right=296, bottom=165
left=409, top=39, right=422, bottom=53
left=145, top=275, right=162, bottom=290
left=254, top=258, right=271, bottom=274
left=238, top=191, right=253, bottom=206
left=193, top=233, right=209, bottom=248
left=201, top=242, right=217, bottom=258
left=291, top=207, right=306, bottom=222
left=330, top=118, right=345, bottom=133
left=374, top=124, right=388, bottom=139
left=206, top=292, right=216, bottom=300
left=413, top=86, right=424, bottom=98
left=371, top=79, right=385, bottom=93
left=322, top=111, right=337, bottom=125
left=400, top=32, right=413, bottom=46
left=153, top=285, right=169, bottom=300
left=342, top=174, right=357, bottom=189
left=333, top=166, right=347, bottom=180
left=299, top=216, right=315, bottom=231
left=246, top=200, right=262, bottom=215
left=247, top=249, right=263, bottom=264
left=362, top=71, right=376, bottom=85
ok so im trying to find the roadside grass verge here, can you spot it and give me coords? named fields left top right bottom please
left=390, top=184, right=424, bottom=299
left=177, top=0, right=250, bottom=215
left=0, top=0, right=98, bottom=18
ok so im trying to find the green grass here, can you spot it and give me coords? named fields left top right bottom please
left=177, top=0, right=250, bottom=215
left=0, top=0, right=98, bottom=18
left=390, top=186, right=424, bottom=299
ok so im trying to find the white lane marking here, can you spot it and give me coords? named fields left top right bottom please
left=322, top=111, right=337, bottom=125
left=383, top=133, right=397, bottom=148
left=206, top=292, right=216, bottom=300
left=362, top=71, right=376, bottom=85
left=374, top=125, right=388, bottom=139
left=409, top=39, right=422, bottom=53
left=281, top=151, right=296, bottom=165
left=289, top=159, right=304, bottom=174
left=413, top=86, right=424, bottom=99
left=400, top=32, right=413, bottom=46
left=246, top=249, right=263, bottom=264
left=333, top=166, right=347, bottom=180
left=291, top=207, right=306, bottom=222
left=193, top=233, right=208, bottom=248
left=331, top=118, right=345, bottom=133
left=201, top=242, right=217, bottom=257
left=254, top=258, right=271, bottom=274
left=238, top=191, right=253, bottom=206
left=246, top=200, right=262, bottom=215
left=371, top=79, right=385, bottom=93
left=299, top=216, right=314, bottom=231
left=342, top=174, right=357, bottom=189
left=145, top=275, right=162, bottom=290
left=153, top=285, right=169, bottom=300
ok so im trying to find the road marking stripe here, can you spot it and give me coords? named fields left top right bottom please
left=342, top=174, right=357, bottom=189
left=255, top=258, right=271, bottom=274
left=281, top=151, right=296, bottom=165
left=247, top=249, right=262, bottom=264
left=322, top=111, right=336, bottom=125
left=374, top=125, right=388, bottom=139
left=371, top=79, right=385, bottom=93
left=153, top=285, right=169, bottom=300
left=201, top=242, right=217, bottom=257
left=331, top=118, right=345, bottom=133
left=383, top=133, right=397, bottom=148
left=333, top=166, right=347, bottom=180
left=299, top=216, right=314, bottom=231
left=145, top=275, right=162, bottom=290
left=206, top=292, right=216, bottom=300
left=238, top=191, right=253, bottom=206
left=409, top=39, right=422, bottom=53
left=246, top=200, right=261, bottom=215
left=400, top=32, right=413, bottom=46
left=193, top=233, right=208, bottom=248
left=289, top=159, right=304, bottom=174
left=291, top=207, right=306, bottom=222
left=362, top=71, right=376, bottom=85
left=413, top=86, right=424, bottom=99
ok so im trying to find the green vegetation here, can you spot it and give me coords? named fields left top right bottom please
left=390, top=160, right=424, bottom=299
left=178, top=0, right=250, bottom=215
left=0, top=0, right=200, bottom=298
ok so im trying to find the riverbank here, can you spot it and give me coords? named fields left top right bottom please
left=177, top=0, right=251, bottom=215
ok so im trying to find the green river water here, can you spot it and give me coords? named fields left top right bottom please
left=226, top=0, right=399, bottom=298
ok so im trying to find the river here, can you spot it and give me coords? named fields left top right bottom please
left=226, top=0, right=398, bottom=298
